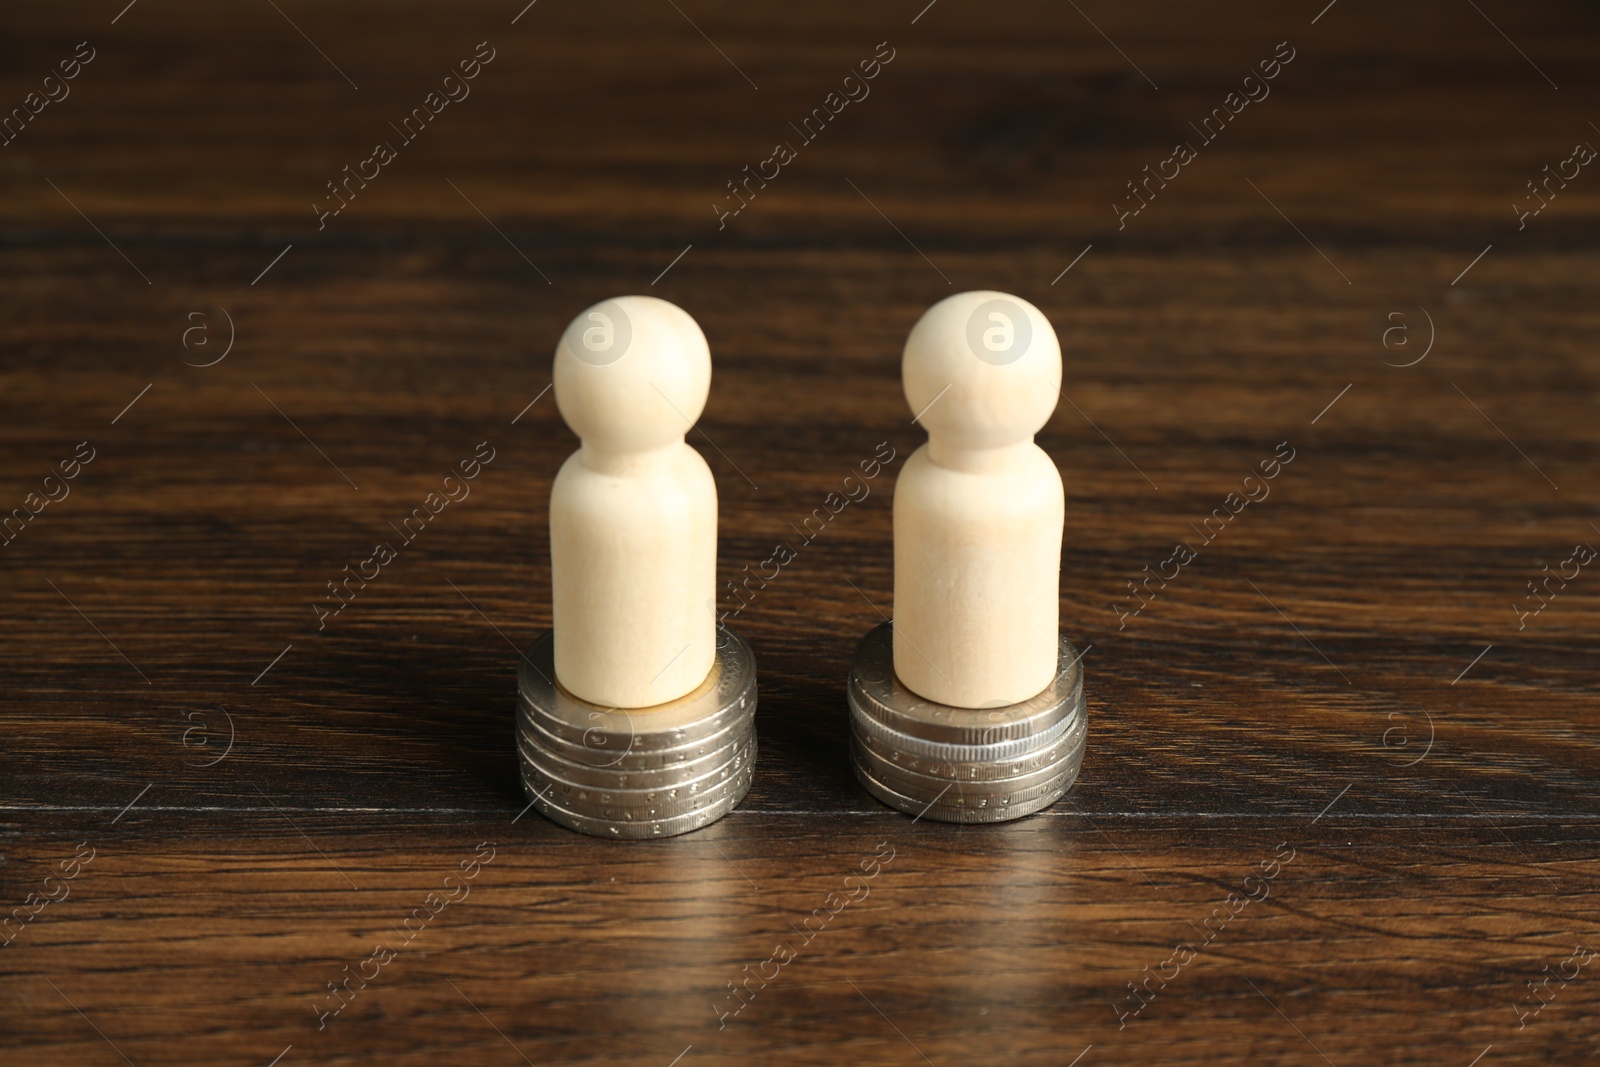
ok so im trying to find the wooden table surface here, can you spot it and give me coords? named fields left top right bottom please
left=4, top=1, right=1598, bottom=1064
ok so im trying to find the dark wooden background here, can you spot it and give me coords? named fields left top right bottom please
left=3, top=1, right=1598, bottom=1063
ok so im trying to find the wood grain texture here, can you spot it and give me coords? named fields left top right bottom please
left=2, top=1, right=1598, bottom=1064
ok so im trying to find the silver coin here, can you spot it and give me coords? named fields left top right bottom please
left=849, top=686, right=1082, bottom=765
left=517, top=626, right=756, bottom=752
left=853, top=737, right=1076, bottom=807
left=848, top=621, right=1083, bottom=746
left=518, top=734, right=756, bottom=817
left=518, top=739, right=753, bottom=817
left=848, top=669, right=1081, bottom=753
left=526, top=744, right=756, bottom=839
left=517, top=719, right=752, bottom=791
left=517, top=677, right=754, bottom=754
left=516, top=710, right=751, bottom=782
left=517, top=698, right=752, bottom=772
left=531, top=779, right=750, bottom=839
left=521, top=761, right=752, bottom=826
left=851, top=713, right=1078, bottom=781
left=851, top=713, right=1083, bottom=784
left=852, top=755, right=1074, bottom=825
left=852, top=732, right=1079, bottom=805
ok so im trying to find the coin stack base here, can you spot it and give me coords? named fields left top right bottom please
left=847, top=622, right=1085, bottom=824
left=517, top=626, right=757, bottom=840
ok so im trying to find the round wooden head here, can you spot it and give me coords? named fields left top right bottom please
left=902, top=290, right=1061, bottom=451
left=554, top=295, right=711, bottom=454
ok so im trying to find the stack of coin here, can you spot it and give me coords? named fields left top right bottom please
left=516, top=626, right=758, bottom=839
left=847, top=622, right=1085, bottom=824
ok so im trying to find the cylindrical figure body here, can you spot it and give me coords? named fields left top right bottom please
left=893, top=441, right=1063, bottom=706
left=550, top=296, right=717, bottom=708
left=893, top=291, right=1064, bottom=708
